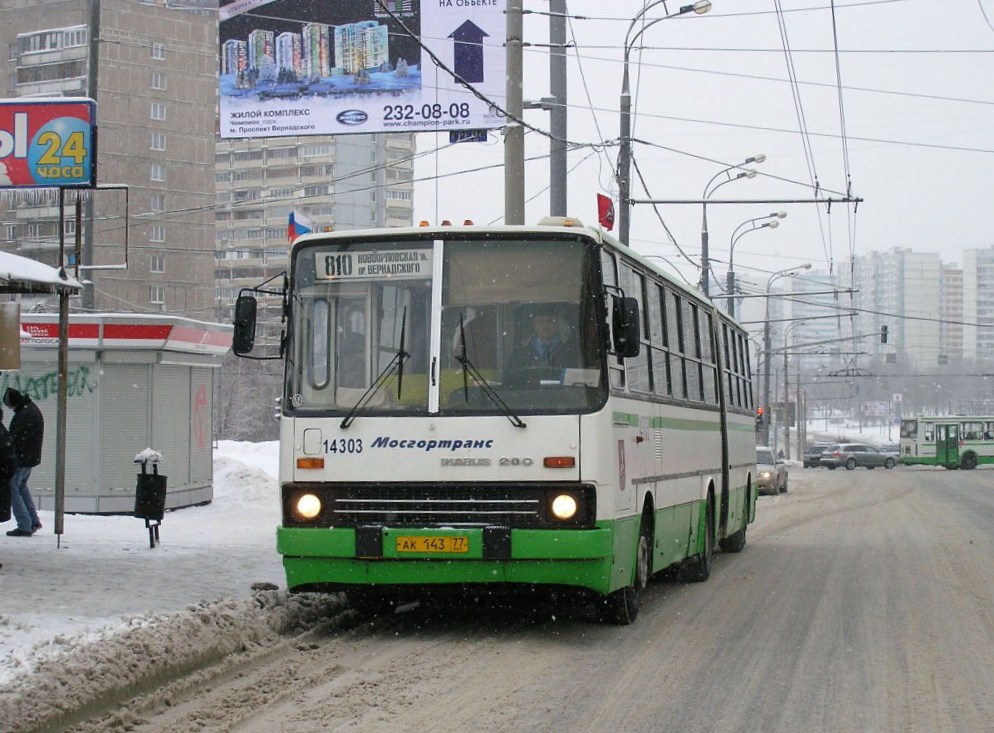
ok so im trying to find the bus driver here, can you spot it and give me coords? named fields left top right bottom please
left=507, top=308, right=577, bottom=370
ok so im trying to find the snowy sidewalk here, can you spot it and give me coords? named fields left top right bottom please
left=0, top=441, right=285, bottom=684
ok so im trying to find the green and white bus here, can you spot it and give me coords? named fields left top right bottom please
left=232, top=218, right=757, bottom=624
left=900, top=416, right=994, bottom=469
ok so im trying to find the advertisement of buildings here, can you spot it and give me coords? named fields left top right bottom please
left=0, top=99, right=96, bottom=188
left=219, top=0, right=507, bottom=138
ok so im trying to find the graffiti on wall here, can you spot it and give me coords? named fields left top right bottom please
left=193, top=382, right=208, bottom=449
left=0, top=366, right=96, bottom=402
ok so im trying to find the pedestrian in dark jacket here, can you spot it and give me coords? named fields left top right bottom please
left=0, top=406, right=14, bottom=567
left=0, top=408, right=16, bottom=519
left=4, top=388, right=43, bottom=537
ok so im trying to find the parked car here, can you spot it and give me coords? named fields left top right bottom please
left=881, top=443, right=900, bottom=457
left=820, top=443, right=897, bottom=470
left=756, top=446, right=788, bottom=495
left=803, top=442, right=834, bottom=468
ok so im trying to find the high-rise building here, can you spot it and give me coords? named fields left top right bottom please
left=213, top=132, right=415, bottom=321
left=940, top=263, right=963, bottom=363
left=962, top=246, right=994, bottom=361
left=3, top=2, right=417, bottom=325
left=789, top=271, right=848, bottom=373
left=851, top=249, right=942, bottom=369
left=1, top=0, right=217, bottom=317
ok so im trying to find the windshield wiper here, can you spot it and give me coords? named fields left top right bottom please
left=340, top=308, right=409, bottom=429
left=455, top=313, right=526, bottom=429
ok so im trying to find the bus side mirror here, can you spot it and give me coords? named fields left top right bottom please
left=232, top=294, right=258, bottom=356
left=613, top=296, right=641, bottom=358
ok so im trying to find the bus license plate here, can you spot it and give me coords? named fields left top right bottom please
left=395, top=536, right=469, bottom=554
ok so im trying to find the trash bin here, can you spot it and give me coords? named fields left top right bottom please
left=133, top=449, right=166, bottom=548
left=134, top=469, right=167, bottom=522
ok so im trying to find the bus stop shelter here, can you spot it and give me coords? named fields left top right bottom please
left=0, top=251, right=82, bottom=541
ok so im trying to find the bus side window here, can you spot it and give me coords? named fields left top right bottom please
left=667, top=289, right=687, bottom=400
left=923, top=423, right=934, bottom=441
left=620, top=265, right=650, bottom=393
left=601, top=251, right=625, bottom=389
left=649, top=282, right=671, bottom=397
left=739, top=332, right=753, bottom=409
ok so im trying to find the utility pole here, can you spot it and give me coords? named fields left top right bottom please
left=84, top=0, right=101, bottom=311
left=762, top=320, right=771, bottom=445
left=526, top=1, right=568, bottom=216
left=783, top=347, right=789, bottom=458
left=549, top=0, right=567, bottom=216
left=504, top=0, right=525, bottom=225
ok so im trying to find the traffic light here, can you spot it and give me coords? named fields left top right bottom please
left=880, top=325, right=888, bottom=343
left=756, top=407, right=765, bottom=430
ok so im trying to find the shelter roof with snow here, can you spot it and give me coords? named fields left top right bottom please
left=0, top=251, right=82, bottom=294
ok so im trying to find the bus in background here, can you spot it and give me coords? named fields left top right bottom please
left=899, top=416, right=994, bottom=469
left=232, top=218, right=757, bottom=624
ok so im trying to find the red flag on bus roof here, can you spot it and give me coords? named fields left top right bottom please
left=597, top=194, right=615, bottom=231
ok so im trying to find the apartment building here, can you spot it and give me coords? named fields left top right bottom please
left=213, top=132, right=415, bottom=320
left=962, top=246, right=994, bottom=361
left=1, top=0, right=217, bottom=317
left=850, top=249, right=943, bottom=369
left=788, top=271, right=848, bottom=374
left=3, top=1, right=416, bottom=324
left=940, top=263, right=963, bottom=363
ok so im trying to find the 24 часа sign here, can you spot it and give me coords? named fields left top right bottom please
left=0, top=99, right=96, bottom=188
left=218, top=0, right=506, bottom=138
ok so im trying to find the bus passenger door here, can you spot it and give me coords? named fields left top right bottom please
left=936, top=423, right=959, bottom=466
left=336, top=296, right=368, bottom=389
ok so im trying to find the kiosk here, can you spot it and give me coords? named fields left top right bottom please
left=6, top=313, right=231, bottom=514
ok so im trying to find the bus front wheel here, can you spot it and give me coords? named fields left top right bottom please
left=603, top=511, right=652, bottom=625
left=961, top=453, right=978, bottom=470
left=346, top=588, right=398, bottom=618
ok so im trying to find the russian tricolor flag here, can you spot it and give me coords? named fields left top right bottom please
left=288, top=210, right=314, bottom=242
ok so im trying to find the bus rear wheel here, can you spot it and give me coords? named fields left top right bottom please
left=603, top=511, right=652, bottom=625
left=680, top=496, right=714, bottom=583
left=720, top=490, right=749, bottom=554
left=961, top=453, right=978, bottom=470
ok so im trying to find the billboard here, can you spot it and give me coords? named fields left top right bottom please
left=0, top=99, right=96, bottom=189
left=219, top=0, right=507, bottom=138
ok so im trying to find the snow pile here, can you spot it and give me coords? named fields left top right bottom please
left=0, top=591, right=346, bottom=732
left=0, top=442, right=299, bottom=709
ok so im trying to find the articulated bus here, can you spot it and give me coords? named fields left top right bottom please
left=900, top=416, right=994, bottom=469
left=233, top=218, right=757, bottom=624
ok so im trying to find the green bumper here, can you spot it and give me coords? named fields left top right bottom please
left=277, top=523, right=619, bottom=595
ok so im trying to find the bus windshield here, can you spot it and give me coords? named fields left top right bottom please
left=286, top=235, right=607, bottom=416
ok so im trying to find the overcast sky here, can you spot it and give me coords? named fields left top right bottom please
left=411, top=0, right=994, bottom=292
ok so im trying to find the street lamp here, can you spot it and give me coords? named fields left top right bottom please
left=726, top=211, right=786, bottom=317
left=761, top=263, right=811, bottom=444
left=618, top=0, right=711, bottom=245
left=700, top=155, right=765, bottom=296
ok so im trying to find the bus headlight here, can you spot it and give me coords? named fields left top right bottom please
left=550, top=493, right=578, bottom=521
left=294, top=493, right=322, bottom=520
